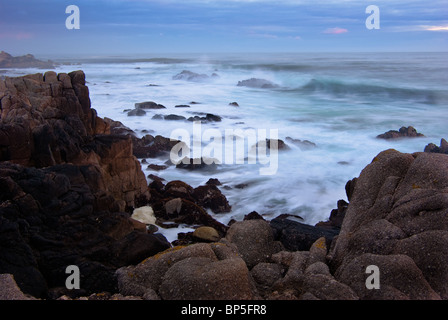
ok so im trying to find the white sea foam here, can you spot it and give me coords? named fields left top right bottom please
left=3, top=53, right=447, bottom=241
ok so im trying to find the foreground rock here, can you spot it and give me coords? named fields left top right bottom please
left=116, top=242, right=256, bottom=300
left=0, top=70, right=149, bottom=209
left=328, top=149, right=448, bottom=299
left=0, top=71, right=169, bottom=299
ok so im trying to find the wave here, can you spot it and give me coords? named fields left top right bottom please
left=289, top=78, right=443, bottom=104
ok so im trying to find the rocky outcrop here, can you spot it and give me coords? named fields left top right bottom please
left=0, top=70, right=149, bottom=209
left=424, top=138, right=448, bottom=154
left=328, top=149, right=448, bottom=299
left=173, top=70, right=218, bottom=82
left=0, top=161, right=170, bottom=298
left=0, top=51, right=55, bottom=69
left=377, top=126, right=424, bottom=139
left=0, top=71, right=169, bottom=299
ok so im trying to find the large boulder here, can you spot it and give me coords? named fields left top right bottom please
left=225, top=219, right=283, bottom=269
left=328, top=150, right=448, bottom=299
left=116, top=242, right=257, bottom=300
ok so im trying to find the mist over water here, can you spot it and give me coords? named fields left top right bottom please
left=3, top=52, right=447, bottom=238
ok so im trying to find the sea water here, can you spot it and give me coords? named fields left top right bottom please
left=3, top=52, right=447, bottom=241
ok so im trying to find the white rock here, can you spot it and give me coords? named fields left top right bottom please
left=131, top=206, right=156, bottom=225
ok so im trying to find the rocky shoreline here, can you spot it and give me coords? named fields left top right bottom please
left=1, top=71, right=447, bottom=300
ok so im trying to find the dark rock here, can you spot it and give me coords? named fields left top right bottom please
left=315, top=200, right=347, bottom=229
left=173, top=70, right=209, bottom=82
left=175, top=157, right=219, bottom=170
left=255, top=139, right=289, bottom=151
left=270, top=214, right=340, bottom=252
left=424, top=138, right=448, bottom=154
left=0, top=162, right=170, bottom=298
left=147, top=164, right=167, bottom=171
left=229, top=102, right=239, bottom=107
left=127, top=109, right=146, bottom=116
left=285, top=137, right=317, bottom=150
left=243, top=211, right=265, bottom=220
left=237, top=78, right=279, bottom=89
left=132, top=134, right=182, bottom=159
left=175, top=104, right=190, bottom=108
left=164, top=114, right=187, bottom=121
left=192, top=184, right=232, bottom=213
left=187, top=113, right=222, bottom=123
left=206, top=178, right=221, bottom=186
left=134, top=101, right=166, bottom=109
left=0, top=71, right=149, bottom=209
left=377, top=126, right=424, bottom=139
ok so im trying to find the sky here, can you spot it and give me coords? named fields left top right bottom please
left=0, top=0, right=447, bottom=56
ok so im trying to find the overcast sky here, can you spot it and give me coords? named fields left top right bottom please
left=0, top=0, right=447, bottom=56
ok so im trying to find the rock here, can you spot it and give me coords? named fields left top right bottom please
left=187, top=113, right=222, bottom=123
left=147, top=164, right=167, bottom=171
left=250, top=263, right=283, bottom=297
left=301, top=273, right=358, bottom=300
left=0, top=274, right=37, bottom=300
left=285, top=137, right=317, bottom=150
left=192, top=184, right=232, bottom=213
left=327, top=149, right=448, bottom=299
left=0, top=71, right=150, bottom=209
left=0, top=51, right=55, bottom=69
left=127, top=109, right=146, bottom=116
left=175, top=104, right=190, bottom=108
left=116, top=242, right=256, bottom=299
left=173, top=70, right=209, bottom=82
left=315, top=199, right=348, bottom=229
left=193, top=226, right=220, bottom=242
left=244, top=211, right=265, bottom=220
left=175, top=156, right=220, bottom=170
left=237, top=78, right=279, bottom=89
left=0, top=162, right=170, bottom=298
left=270, top=214, right=340, bottom=252
left=424, top=138, right=448, bottom=154
left=225, top=219, right=284, bottom=269
left=134, top=101, right=166, bottom=109
left=377, top=126, right=424, bottom=139
left=336, top=253, right=439, bottom=300
left=206, top=178, right=221, bottom=186
left=131, top=206, right=156, bottom=225
left=164, top=114, right=187, bottom=121
left=132, top=134, right=182, bottom=159
left=254, top=139, right=289, bottom=151
left=0, top=71, right=169, bottom=298
left=229, top=102, right=239, bottom=107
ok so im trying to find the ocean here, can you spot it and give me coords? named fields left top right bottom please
left=3, top=52, right=447, bottom=241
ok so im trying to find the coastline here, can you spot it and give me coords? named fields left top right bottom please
left=1, top=70, right=447, bottom=300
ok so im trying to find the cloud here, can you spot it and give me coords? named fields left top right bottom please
left=389, top=24, right=448, bottom=32
left=423, top=25, right=448, bottom=31
left=322, top=27, right=348, bottom=34
left=0, top=32, right=33, bottom=40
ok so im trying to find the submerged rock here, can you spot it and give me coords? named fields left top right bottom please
left=173, top=70, right=209, bottom=82
left=237, top=78, right=279, bottom=89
